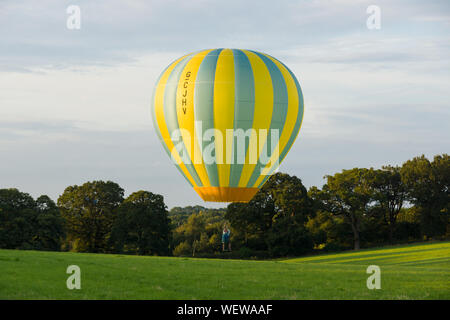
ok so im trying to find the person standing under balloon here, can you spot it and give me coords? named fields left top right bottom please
left=222, top=226, right=231, bottom=252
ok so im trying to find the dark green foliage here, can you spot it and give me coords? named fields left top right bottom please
left=316, top=168, right=374, bottom=250
left=32, top=196, right=65, bottom=251
left=0, top=153, right=447, bottom=258
left=306, top=210, right=353, bottom=251
left=305, top=154, right=448, bottom=251
left=226, top=172, right=314, bottom=257
left=0, top=189, right=64, bottom=251
left=367, top=166, right=407, bottom=243
left=401, top=154, right=449, bottom=238
left=57, top=181, right=124, bottom=253
left=111, top=191, right=171, bottom=255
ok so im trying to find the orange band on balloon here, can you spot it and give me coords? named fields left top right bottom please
left=193, top=187, right=259, bottom=202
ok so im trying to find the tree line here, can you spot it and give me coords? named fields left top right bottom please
left=0, top=154, right=448, bottom=258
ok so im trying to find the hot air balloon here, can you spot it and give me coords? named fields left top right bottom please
left=151, top=49, right=304, bottom=202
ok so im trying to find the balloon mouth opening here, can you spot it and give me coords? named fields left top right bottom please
left=193, top=187, right=259, bottom=203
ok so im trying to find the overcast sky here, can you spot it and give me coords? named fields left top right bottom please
left=0, top=0, right=449, bottom=209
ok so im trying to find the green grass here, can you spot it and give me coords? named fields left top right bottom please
left=0, top=241, right=449, bottom=299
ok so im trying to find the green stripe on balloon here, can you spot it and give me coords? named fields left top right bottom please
left=194, top=49, right=223, bottom=187
left=228, top=49, right=256, bottom=188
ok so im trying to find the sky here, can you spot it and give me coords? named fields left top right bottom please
left=0, top=0, right=449, bottom=209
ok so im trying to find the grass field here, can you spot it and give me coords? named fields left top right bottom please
left=0, top=241, right=449, bottom=299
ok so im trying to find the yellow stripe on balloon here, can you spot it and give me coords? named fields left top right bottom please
left=280, top=95, right=304, bottom=163
left=154, top=54, right=196, bottom=186
left=238, top=50, right=274, bottom=187
left=176, top=49, right=213, bottom=187
left=251, top=53, right=300, bottom=187
left=213, top=49, right=235, bottom=187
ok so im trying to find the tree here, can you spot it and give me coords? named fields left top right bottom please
left=320, top=168, right=373, bottom=250
left=368, top=166, right=407, bottom=243
left=169, top=206, right=225, bottom=227
left=0, top=189, right=65, bottom=251
left=57, top=181, right=124, bottom=253
left=33, top=195, right=65, bottom=251
left=0, top=189, right=36, bottom=249
left=226, top=172, right=314, bottom=257
left=307, top=187, right=354, bottom=251
left=226, top=191, right=273, bottom=250
left=401, top=154, right=449, bottom=238
left=111, top=191, right=171, bottom=255
left=174, top=212, right=206, bottom=256
left=263, top=173, right=313, bottom=256
left=171, top=207, right=227, bottom=257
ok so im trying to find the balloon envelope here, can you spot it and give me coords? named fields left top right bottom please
left=151, top=49, right=304, bottom=202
